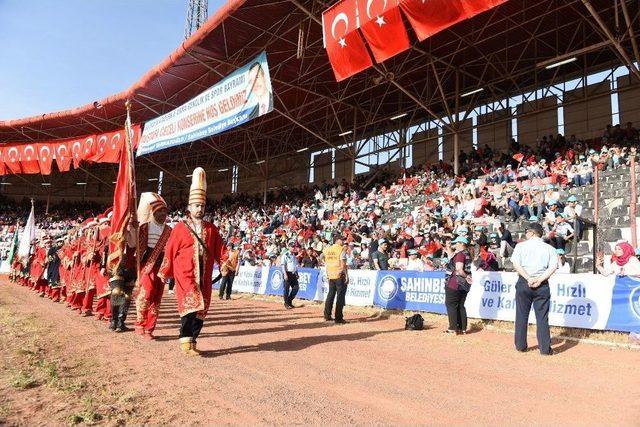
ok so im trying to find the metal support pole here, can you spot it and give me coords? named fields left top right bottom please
left=630, top=157, right=637, bottom=247
left=158, top=170, right=164, bottom=195
left=453, top=132, right=460, bottom=175
left=594, top=166, right=599, bottom=225
left=581, top=0, right=640, bottom=80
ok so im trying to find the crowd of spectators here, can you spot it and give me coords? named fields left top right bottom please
left=1, top=122, right=639, bottom=274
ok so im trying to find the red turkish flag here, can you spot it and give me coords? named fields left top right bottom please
left=323, top=0, right=374, bottom=81
left=0, top=149, right=5, bottom=176
left=68, top=138, right=86, bottom=169
left=92, top=129, right=124, bottom=163
left=512, top=153, right=524, bottom=163
left=462, top=0, right=502, bottom=15
left=55, top=141, right=73, bottom=172
left=81, top=135, right=97, bottom=164
left=400, top=0, right=467, bottom=41
left=3, top=146, right=22, bottom=174
left=357, top=0, right=410, bottom=63
left=107, top=118, right=136, bottom=276
left=19, top=144, right=41, bottom=174
left=37, top=143, right=54, bottom=175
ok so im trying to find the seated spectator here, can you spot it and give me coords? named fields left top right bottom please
left=596, top=241, right=640, bottom=277
left=556, top=248, right=571, bottom=273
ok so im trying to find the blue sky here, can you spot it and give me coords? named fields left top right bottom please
left=0, top=0, right=224, bottom=120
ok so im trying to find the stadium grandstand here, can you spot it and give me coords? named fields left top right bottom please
left=1, top=1, right=640, bottom=423
left=1, top=0, right=638, bottom=273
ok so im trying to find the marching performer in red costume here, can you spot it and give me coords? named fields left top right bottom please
left=94, top=214, right=112, bottom=322
left=30, top=239, right=48, bottom=297
left=134, top=193, right=172, bottom=340
left=159, top=168, right=224, bottom=356
left=70, top=227, right=88, bottom=311
left=81, top=219, right=99, bottom=316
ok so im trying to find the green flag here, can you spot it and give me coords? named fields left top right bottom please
left=7, top=222, right=19, bottom=265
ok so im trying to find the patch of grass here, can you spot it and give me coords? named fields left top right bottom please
left=68, top=397, right=102, bottom=425
left=37, top=359, right=59, bottom=384
left=0, top=402, right=11, bottom=419
left=11, top=370, right=38, bottom=390
left=68, top=410, right=102, bottom=425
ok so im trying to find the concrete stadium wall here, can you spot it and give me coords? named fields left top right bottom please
left=564, top=82, right=612, bottom=140
left=618, top=75, right=640, bottom=126
left=478, top=108, right=511, bottom=153
left=517, top=96, right=559, bottom=144
left=411, top=128, right=440, bottom=167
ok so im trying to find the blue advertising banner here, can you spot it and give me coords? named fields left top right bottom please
left=138, top=51, right=273, bottom=156
left=373, top=270, right=447, bottom=313
left=606, top=276, right=640, bottom=332
left=265, top=267, right=319, bottom=301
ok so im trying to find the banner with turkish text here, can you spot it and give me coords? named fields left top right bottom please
left=137, top=52, right=273, bottom=156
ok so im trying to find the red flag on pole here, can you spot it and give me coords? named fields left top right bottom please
left=322, top=0, right=374, bottom=81
left=512, top=153, right=524, bottom=163
left=357, top=0, right=410, bottom=63
left=399, top=0, right=466, bottom=41
left=107, top=101, right=137, bottom=276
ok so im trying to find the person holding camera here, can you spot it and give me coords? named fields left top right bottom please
left=322, top=234, right=349, bottom=324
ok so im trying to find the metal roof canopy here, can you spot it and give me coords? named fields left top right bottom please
left=1, top=0, right=638, bottom=179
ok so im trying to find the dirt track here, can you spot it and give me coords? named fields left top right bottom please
left=1, top=279, right=639, bottom=426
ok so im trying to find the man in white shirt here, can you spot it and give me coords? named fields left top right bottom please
left=563, top=195, right=583, bottom=239
left=281, top=247, right=299, bottom=309
left=405, top=249, right=424, bottom=271
left=510, top=222, right=558, bottom=355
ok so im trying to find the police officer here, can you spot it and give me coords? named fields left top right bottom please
left=281, top=247, right=299, bottom=309
left=322, top=234, right=348, bottom=324
left=510, top=222, right=558, bottom=355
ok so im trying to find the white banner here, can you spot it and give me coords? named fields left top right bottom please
left=233, top=266, right=268, bottom=295
left=468, top=272, right=615, bottom=330
left=138, top=51, right=273, bottom=156
left=316, top=270, right=376, bottom=306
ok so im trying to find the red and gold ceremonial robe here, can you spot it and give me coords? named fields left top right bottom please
left=71, top=238, right=86, bottom=294
left=159, top=220, right=224, bottom=319
left=135, top=222, right=172, bottom=333
left=95, top=227, right=111, bottom=299
left=30, top=247, right=47, bottom=285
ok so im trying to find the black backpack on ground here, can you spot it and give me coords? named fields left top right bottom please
left=405, top=314, right=424, bottom=330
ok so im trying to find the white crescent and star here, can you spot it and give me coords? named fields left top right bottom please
left=84, top=137, right=94, bottom=154
left=57, top=145, right=68, bottom=159
left=23, top=145, right=35, bottom=161
left=97, top=135, right=107, bottom=153
left=39, top=145, right=51, bottom=162
left=110, top=133, right=121, bottom=150
left=331, top=12, right=349, bottom=48
left=8, top=147, right=19, bottom=162
left=72, top=141, right=82, bottom=158
left=366, top=0, right=387, bottom=18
